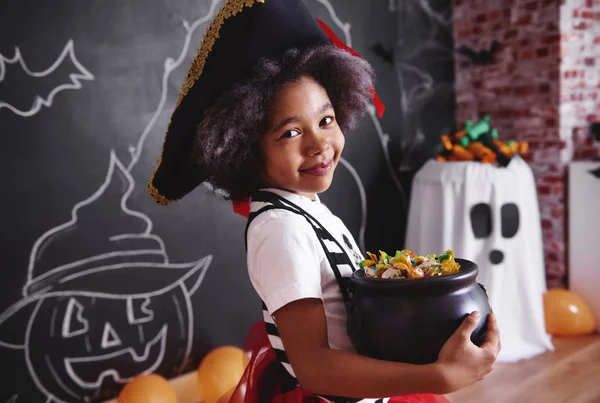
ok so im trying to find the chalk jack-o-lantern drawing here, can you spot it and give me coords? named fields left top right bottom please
left=405, top=156, right=554, bottom=362
left=0, top=152, right=213, bottom=403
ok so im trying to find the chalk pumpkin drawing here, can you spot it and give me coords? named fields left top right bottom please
left=0, top=151, right=212, bottom=402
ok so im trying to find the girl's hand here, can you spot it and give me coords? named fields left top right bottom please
left=435, top=311, right=501, bottom=393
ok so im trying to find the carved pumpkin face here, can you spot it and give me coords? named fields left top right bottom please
left=25, top=286, right=190, bottom=402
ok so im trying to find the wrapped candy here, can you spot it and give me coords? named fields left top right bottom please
left=451, top=145, right=476, bottom=161
left=361, top=249, right=461, bottom=279
left=436, top=115, right=528, bottom=166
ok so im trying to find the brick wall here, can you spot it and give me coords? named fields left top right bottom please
left=453, top=0, right=600, bottom=288
left=561, top=0, right=600, bottom=161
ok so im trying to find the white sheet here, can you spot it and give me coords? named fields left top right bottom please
left=405, top=156, right=554, bottom=362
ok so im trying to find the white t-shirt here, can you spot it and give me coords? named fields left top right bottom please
left=246, top=188, right=365, bottom=352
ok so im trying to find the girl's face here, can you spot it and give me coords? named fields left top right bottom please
left=259, top=76, right=344, bottom=201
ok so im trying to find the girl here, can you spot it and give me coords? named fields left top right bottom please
left=149, top=1, right=501, bottom=402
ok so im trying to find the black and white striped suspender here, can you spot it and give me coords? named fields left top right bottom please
left=244, top=191, right=364, bottom=403
left=245, top=191, right=356, bottom=301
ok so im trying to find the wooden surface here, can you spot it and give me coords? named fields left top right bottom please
left=106, top=335, right=600, bottom=403
left=447, top=334, right=600, bottom=403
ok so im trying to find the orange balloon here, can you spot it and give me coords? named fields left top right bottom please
left=216, top=386, right=236, bottom=403
left=117, top=374, right=177, bottom=403
left=543, top=289, right=597, bottom=336
left=197, top=346, right=249, bottom=403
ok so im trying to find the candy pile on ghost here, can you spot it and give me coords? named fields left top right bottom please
left=436, top=115, right=528, bottom=167
left=360, top=249, right=461, bottom=279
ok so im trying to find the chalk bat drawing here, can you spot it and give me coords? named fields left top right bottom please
left=0, top=39, right=94, bottom=117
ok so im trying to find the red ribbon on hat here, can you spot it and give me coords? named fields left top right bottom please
left=232, top=19, right=386, bottom=218
left=315, top=19, right=386, bottom=119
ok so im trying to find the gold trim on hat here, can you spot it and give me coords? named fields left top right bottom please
left=148, top=0, right=265, bottom=206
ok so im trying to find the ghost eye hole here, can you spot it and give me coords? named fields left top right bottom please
left=62, top=298, right=89, bottom=338
left=470, top=203, right=492, bottom=239
left=127, top=297, right=154, bottom=324
left=501, top=203, right=520, bottom=238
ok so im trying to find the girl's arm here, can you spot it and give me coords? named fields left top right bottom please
left=273, top=298, right=500, bottom=398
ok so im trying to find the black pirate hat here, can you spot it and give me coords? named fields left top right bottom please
left=148, top=0, right=384, bottom=206
left=148, top=0, right=329, bottom=205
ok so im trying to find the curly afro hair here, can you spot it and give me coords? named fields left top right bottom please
left=193, top=44, right=375, bottom=201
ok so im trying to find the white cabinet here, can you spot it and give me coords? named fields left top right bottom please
left=568, top=161, right=600, bottom=330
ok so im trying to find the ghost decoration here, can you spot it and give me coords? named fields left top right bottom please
left=405, top=156, right=554, bottom=362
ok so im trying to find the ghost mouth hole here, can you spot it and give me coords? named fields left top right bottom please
left=489, top=250, right=504, bottom=264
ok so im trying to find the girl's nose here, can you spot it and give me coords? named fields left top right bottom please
left=305, top=130, right=331, bottom=156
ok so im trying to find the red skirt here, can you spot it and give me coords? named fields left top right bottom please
left=228, top=322, right=450, bottom=403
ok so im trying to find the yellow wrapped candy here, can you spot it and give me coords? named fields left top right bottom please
left=441, top=258, right=460, bottom=275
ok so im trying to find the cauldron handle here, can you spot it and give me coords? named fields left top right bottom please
left=478, top=282, right=489, bottom=299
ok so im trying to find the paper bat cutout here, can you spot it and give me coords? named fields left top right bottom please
left=372, top=43, right=395, bottom=65
left=0, top=39, right=94, bottom=118
left=589, top=165, right=600, bottom=179
left=456, top=40, right=500, bottom=65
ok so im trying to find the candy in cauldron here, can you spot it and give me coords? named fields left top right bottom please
left=346, top=258, right=492, bottom=365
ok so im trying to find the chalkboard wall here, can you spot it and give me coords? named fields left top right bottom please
left=0, top=1, right=454, bottom=401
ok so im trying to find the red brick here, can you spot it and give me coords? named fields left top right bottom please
left=547, top=251, right=560, bottom=261
left=525, top=2, right=539, bottom=11
left=546, top=22, right=559, bottom=32
left=578, top=148, right=600, bottom=159
left=582, top=11, right=595, bottom=19
left=538, top=185, right=551, bottom=195
left=544, top=175, right=563, bottom=184
left=504, top=29, right=519, bottom=40
left=520, top=38, right=532, bottom=47
left=516, top=15, right=533, bottom=25
left=536, top=47, right=550, bottom=58
left=494, top=87, right=513, bottom=95
left=490, top=9, right=503, bottom=20
left=539, top=83, right=552, bottom=92
left=574, top=21, right=589, bottom=29
left=519, top=49, right=535, bottom=60
left=516, top=85, right=537, bottom=95
left=541, top=219, right=553, bottom=229
left=542, top=34, right=561, bottom=44
left=514, top=109, right=532, bottom=118
left=476, top=13, right=488, bottom=23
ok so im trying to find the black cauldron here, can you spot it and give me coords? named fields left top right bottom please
left=346, top=258, right=492, bottom=365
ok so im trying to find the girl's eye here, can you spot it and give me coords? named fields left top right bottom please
left=320, top=116, right=334, bottom=126
left=280, top=129, right=300, bottom=139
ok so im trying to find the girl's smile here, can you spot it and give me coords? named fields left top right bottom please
left=299, top=159, right=334, bottom=176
